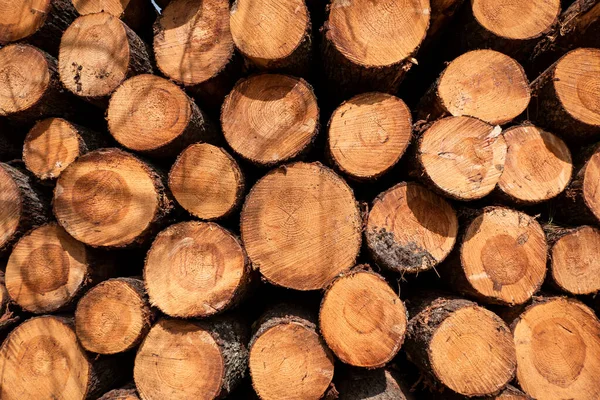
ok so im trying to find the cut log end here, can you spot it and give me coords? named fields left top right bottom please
left=0, top=0, right=51, bottom=43
left=72, top=0, right=132, bottom=16
left=320, top=270, right=407, bottom=368
left=0, top=164, right=24, bottom=250
left=461, top=207, right=547, bottom=305
left=146, top=221, right=248, bottom=318
left=514, top=298, right=600, bottom=400
left=221, top=74, right=318, bottom=166
left=241, top=162, right=362, bottom=290
left=498, top=124, right=572, bottom=203
left=328, top=92, right=412, bottom=180
left=169, top=143, right=244, bottom=220
left=98, top=387, right=140, bottom=400
left=367, top=182, right=458, bottom=274
left=583, top=151, right=600, bottom=221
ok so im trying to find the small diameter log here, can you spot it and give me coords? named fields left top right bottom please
left=71, top=0, right=152, bottom=34
left=336, top=369, right=412, bottom=400
left=414, top=116, right=507, bottom=200
left=135, top=317, right=248, bottom=400
left=75, top=277, right=153, bottom=355
left=23, top=117, right=103, bottom=180
left=145, top=221, right=250, bottom=318
left=230, top=0, right=311, bottom=75
left=405, top=297, right=516, bottom=397
left=107, top=74, right=216, bottom=158
left=529, top=48, right=600, bottom=142
left=497, top=124, right=572, bottom=204
left=53, top=148, right=173, bottom=248
left=59, top=12, right=152, bottom=104
left=0, top=271, right=20, bottom=335
left=241, top=162, right=362, bottom=290
left=417, top=50, right=530, bottom=125
left=221, top=74, right=319, bottom=166
left=99, top=386, right=140, bottom=400
left=366, top=182, right=458, bottom=274
left=328, top=92, right=412, bottom=180
left=512, top=297, right=600, bottom=400
left=0, top=315, right=122, bottom=399
left=0, top=162, right=49, bottom=256
left=320, top=269, right=407, bottom=368
left=322, top=0, right=430, bottom=97
left=169, top=143, right=244, bottom=220
left=249, top=308, right=334, bottom=400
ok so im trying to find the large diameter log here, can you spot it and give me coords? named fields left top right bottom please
left=107, top=74, right=217, bottom=157
left=59, top=12, right=152, bottom=104
left=145, top=221, right=250, bottom=318
left=320, top=268, right=407, bottom=368
left=328, top=92, right=412, bottom=180
left=322, top=0, right=430, bottom=97
left=529, top=48, right=600, bottom=142
left=497, top=124, right=572, bottom=204
left=249, top=307, right=334, bottom=400
left=417, top=50, right=530, bottom=125
left=512, top=297, right=600, bottom=399
left=134, top=317, right=248, bottom=400
left=336, top=369, right=412, bottom=400
left=241, top=162, right=362, bottom=290
left=405, top=297, right=516, bottom=397
left=71, top=0, right=152, bottom=34
left=53, top=148, right=173, bottom=248
left=366, top=182, right=458, bottom=274
left=0, top=315, right=123, bottom=399
left=75, top=277, right=154, bottom=354
left=221, top=74, right=318, bottom=166
left=230, top=0, right=311, bottom=75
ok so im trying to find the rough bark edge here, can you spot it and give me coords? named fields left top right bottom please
left=335, top=367, right=413, bottom=400
left=98, top=384, right=139, bottom=400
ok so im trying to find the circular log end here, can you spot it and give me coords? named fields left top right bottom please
left=583, top=150, right=600, bottom=222
left=0, top=163, right=23, bottom=250
left=0, top=0, right=51, bottom=43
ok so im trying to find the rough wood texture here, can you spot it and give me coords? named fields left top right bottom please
left=98, top=386, right=140, bottom=400
left=0, top=270, right=20, bottom=336
left=71, top=0, right=153, bottom=35
left=336, top=368, right=413, bottom=400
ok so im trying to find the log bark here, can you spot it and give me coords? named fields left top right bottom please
left=53, top=148, right=173, bottom=248
left=428, top=384, right=532, bottom=399
left=70, top=0, right=154, bottom=37
left=336, top=368, right=413, bottom=400
left=134, top=317, right=248, bottom=400
left=98, top=385, right=140, bottom=400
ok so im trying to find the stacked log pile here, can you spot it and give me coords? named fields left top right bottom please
left=0, top=0, right=599, bottom=399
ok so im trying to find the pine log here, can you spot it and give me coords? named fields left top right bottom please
left=405, top=296, right=516, bottom=396
left=134, top=317, right=248, bottom=400
left=241, top=162, right=362, bottom=290
left=336, top=368, right=413, bottom=400
left=53, top=148, right=173, bottom=248
left=512, top=297, right=600, bottom=400
left=429, top=384, right=532, bottom=399
left=70, top=0, right=153, bottom=35
left=99, top=386, right=140, bottom=400
left=366, top=182, right=458, bottom=274
left=107, top=74, right=217, bottom=158
left=0, top=315, right=124, bottom=399
left=221, top=74, right=319, bottom=166
left=412, top=116, right=507, bottom=200
left=145, top=221, right=250, bottom=318
left=75, top=277, right=154, bottom=354
left=249, top=307, right=334, bottom=400
left=529, top=48, right=600, bottom=143
left=417, top=50, right=530, bottom=125
left=230, top=0, right=312, bottom=76
left=0, top=162, right=49, bottom=256
left=0, top=270, right=20, bottom=336
left=23, top=117, right=104, bottom=180
left=169, top=143, right=244, bottom=220
left=59, top=12, right=152, bottom=105
left=320, top=268, right=407, bottom=368
left=322, top=0, right=430, bottom=98
left=328, top=92, right=412, bottom=180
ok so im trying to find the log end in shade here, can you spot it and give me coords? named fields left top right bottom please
left=461, top=207, right=546, bottom=305
left=514, top=298, right=600, bottom=400
left=326, top=0, right=430, bottom=67
left=472, top=0, right=560, bottom=40
left=75, top=278, right=152, bottom=354
left=71, top=0, right=132, bottom=16
left=145, top=221, right=249, bottom=318
left=328, top=92, right=412, bottom=180
left=0, top=164, right=25, bottom=250
left=241, top=162, right=362, bottom=290
left=436, top=50, right=530, bottom=125
left=53, top=148, right=168, bottom=248
left=6, top=223, right=89, bottom=314
left=551, top=226, right=600, bottom=295
left=0, top=0, right=51, bottom=43
left=169, top=143, right=244, bottom=220
left=154, top=0, right=233, bottom=86
left=221, top=74, right=318, bottom=166
left=366, top=182, right=458, bottom=274
left=320, top=269, right=407, bottom=368
left=418, top=116, right=507, bottom=200
left=0, top=44, right=50, bottom=116
left=498, top=124, right=572, bottom=203
left=336, top=369, right=410, bottom=400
